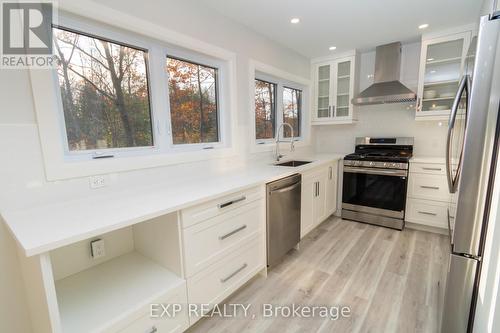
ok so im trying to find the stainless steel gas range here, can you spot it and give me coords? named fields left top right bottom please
left=342, top=137, right=414, bottom=230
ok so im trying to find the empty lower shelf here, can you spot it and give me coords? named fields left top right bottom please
left=55, top=251, right=184, bottom=333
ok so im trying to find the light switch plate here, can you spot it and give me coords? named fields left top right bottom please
left=90, top=239, right=105, bottom=259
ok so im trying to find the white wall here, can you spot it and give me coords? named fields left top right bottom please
left=0, top=1, right=310, bottom=332
left=314, top=42, right=448, bottom=157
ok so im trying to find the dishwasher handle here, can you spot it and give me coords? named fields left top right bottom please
left=269, top=181, right=301, bottom=195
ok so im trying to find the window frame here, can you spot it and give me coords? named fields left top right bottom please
left=164, top=49, right=229, bottom=152
left=254, top=78, right=278, bottom=143
left=29, top=12, right=237, bottom=180
left=51, top=24, right=159, bottom=161
left=282, top=85, right=303, bottom=138
left=252, top=65, right=310, bottom=151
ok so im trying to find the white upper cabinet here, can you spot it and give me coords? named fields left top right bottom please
left=416, top=29, right=472, bottom=120
left=312, top=52, right=358, bottom=125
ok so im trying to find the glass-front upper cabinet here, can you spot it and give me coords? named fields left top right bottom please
left=335, top=60, right=352, bottom=118
left=316, top=64, right=331, bottom=119
left=313, top=53, right=357, bottom=124
left=416, top=30, right=471, bottom=119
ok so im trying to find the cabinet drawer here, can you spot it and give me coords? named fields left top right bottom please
left=183, top=199, right=264, bottom=277
left=408, top=173, right=450, bottom=202
left=181, top=186, right=263, bottom=228
left=186, top=237, right=265, bottom=324
left=406, top=198, right=448, bottom=229
left=112, top=284, right=188, bottom=333
left=410, top=163, right=446, bottom=175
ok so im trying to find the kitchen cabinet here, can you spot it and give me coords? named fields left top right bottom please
left=325, top=161, right=338, bottom=215
left=416, top=29, right=472, bottom=120
left=312, top=52, right=358, bottom=125
left=301, top=162, right=338, bottom=238
left=300, top=173, right=316, bottom=237
left=405, top=160, right=452, bottom=230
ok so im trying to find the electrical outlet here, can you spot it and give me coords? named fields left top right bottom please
left=89, top=175, right=107, bottom=189
left=90, top=239, right=106, bottom=259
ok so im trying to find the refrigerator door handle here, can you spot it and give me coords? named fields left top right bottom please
left=446, top=74, right=470, bottom=193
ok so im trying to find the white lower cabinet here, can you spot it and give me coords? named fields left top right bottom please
left=182, top=200, right=263, bottom=277
left=186, top=236, right=265, bottom=325
left=301, top=162, right=338, bottom=238
left=300, top=175, right=316, bottom=237
left=408, top=173, right=450, bottom=202
left=406, top=198, right=449, bottom=229
left=406, top=161, right=451, bottom=230
left=326, top=161, right=338, bottom=215
left=180, top=185, right=266, bottom=326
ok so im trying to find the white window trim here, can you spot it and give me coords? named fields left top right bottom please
left=30, top=10, right=238, bottom=180
left=249, top=59, right=311, bottom=153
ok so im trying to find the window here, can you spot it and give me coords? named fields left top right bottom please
left=36, top=16, right=236, bottom=179
left=283, top=87, right=302, bottom=138
left=254, top=75, right=303, bottom=142
left=166, top=57, right=219, bottom=145
left=254, top=79, right=276, bottom=140
left=53, top=27, right=153, bottom=152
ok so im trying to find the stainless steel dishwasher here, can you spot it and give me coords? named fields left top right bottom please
left=266, top=174, right=301, bottom=267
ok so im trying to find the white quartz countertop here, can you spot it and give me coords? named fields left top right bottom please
left=1, top=154, right=343, bottom=257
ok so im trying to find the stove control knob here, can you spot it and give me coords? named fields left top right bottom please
left=383, top=162, right=388, bottom=167
left=369, top=162, right=374, bottom=166
left=392, top=163, right=397, bottom=168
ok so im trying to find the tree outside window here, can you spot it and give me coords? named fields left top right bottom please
left=166, top=57, right=219, bottom=145
left=53, top=27, right=153, bottom=151
left=283, top=87, right=302, bottom=138
left=255, top=79, right=276, bottom=140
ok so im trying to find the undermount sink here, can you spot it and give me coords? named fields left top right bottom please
left=274, top=160, right=313, bottom=167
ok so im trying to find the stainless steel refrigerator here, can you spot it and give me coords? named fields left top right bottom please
left=442, top=11, right=500, bottom=333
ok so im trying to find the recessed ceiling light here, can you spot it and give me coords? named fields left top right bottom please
left=329, top=46, right=337, bottom=51
left=419, top=23, right=429, bottom=29
left=290, top=18, right=300, bottom=24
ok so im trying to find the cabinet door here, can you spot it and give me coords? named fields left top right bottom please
left=416, top=32, right=471, bottom=118
left=313, top=172, right=328, bottom=226
left=333, top=57, right=354, bottom=120
left=300, top=177, right=316, bottom=238
left=326, top=162, right=338, bottom=215
left=314, top=62, right=334, bottom=120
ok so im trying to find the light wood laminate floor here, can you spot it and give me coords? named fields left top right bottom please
left=188, top=217, right=449, bottom=333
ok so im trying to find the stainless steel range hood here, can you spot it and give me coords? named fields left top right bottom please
left=352, top=42, right=416, bottom=105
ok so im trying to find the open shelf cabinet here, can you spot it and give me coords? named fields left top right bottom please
left=17, top=212, right=189, bottom=333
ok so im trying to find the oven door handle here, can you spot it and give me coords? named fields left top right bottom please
left=343, top=166, right=407, bottom=177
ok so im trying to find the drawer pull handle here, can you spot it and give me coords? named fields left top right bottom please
left=148, top=326, right=158, bottom=333
left=449, top=216, right=455, bottom=219
left=219, top=225, right=247, bottom=240
left=218, top=196, right=246, bottom=209
left=220, top=263, right=247, bottom=283
left=420, top=185, right=440, bottom=190
left=418, top=211, right=437, bottom=216
left=422, top=167, right=442, bottom=171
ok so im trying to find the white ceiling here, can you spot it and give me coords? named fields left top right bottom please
left=196, top=0, right=483, bottom=58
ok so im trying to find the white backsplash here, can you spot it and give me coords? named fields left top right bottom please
left=314, top=103, right=448, bottom=157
